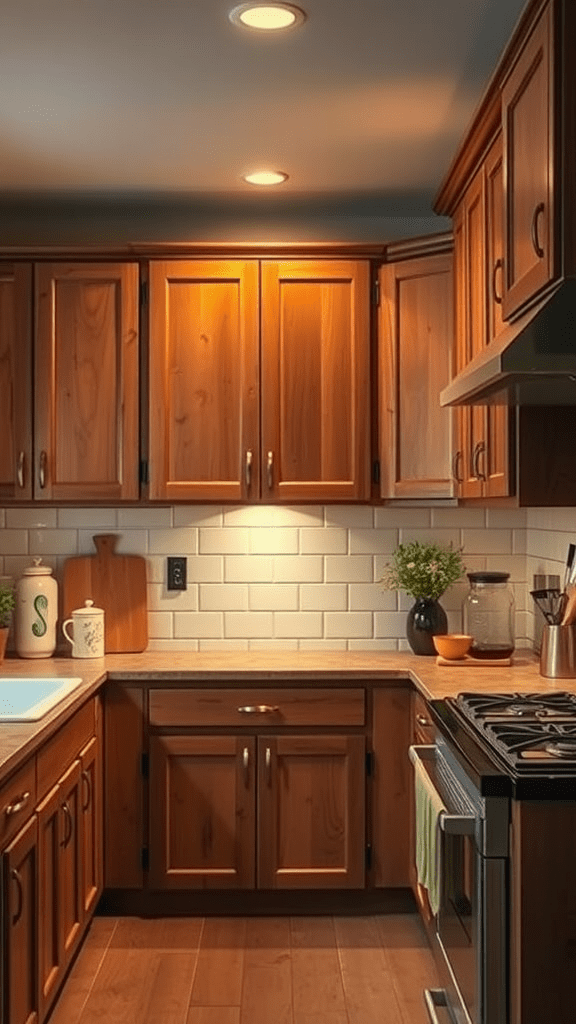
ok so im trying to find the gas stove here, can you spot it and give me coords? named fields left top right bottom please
left=432, top=691, right=576, bottom=797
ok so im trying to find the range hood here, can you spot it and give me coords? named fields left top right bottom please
left=440, top=278, right=576, bottom=406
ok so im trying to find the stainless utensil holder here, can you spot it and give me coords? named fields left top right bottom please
left=540, top=624, right=576, bottom=678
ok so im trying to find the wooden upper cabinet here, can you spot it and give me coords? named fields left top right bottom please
left=148, top=260, right=260, bottom=501
left=0, top=263, right=33, bottom=502
left=502, top=2, right=554, bottom=319
left=34, top=262, right=139, bottom=502
left=485, top=133, right=505, bottom=343
left=378, top=249, right=455, bottom=500
left=260, top=260, right=370, bottom=502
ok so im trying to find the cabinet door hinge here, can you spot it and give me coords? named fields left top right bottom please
left=365, top=844, right=373, bottom=870
left=372, top=278, right=381, bottom=306
left=139, top=459, right=149, bottom=485
left=141, top=847, right=149, bottom=871
left=365, top=750, right=373, bottom=776
left=139, top=280, right=149, bottom=306
left=372, top=460, right=380, bottom=486
left=141, top=752, right=149, bottom=778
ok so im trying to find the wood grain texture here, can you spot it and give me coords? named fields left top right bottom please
left=189, top=917, right=245, bottom=1006
left=63, top=534, right=148, bottom=653
left=334, top=915, right=402, bottom=1024
left=371, top=687, right=411, bottom=888
left=37, top=782, right=64, bottom=1018
left=289, top=917, right=347, bottom=1018
left=240, top=917, right=293, bottom=1024
left=3, top=812, right=39, bottom=1024
left=79, top=734, right=103, bottom=921
left=148, top=260, right=260, bottom=501
left=0, top=756, right=37, bottom=848
left=46, top=917, right=117, bottom=1024
left=149, top=687, right=365, bottom=728
left=260, top=260, right=370, bottom=501
left=37, top=699, right=95, bottom=798
left=0, top=261, right=33, bottom=500
left=257, top=734, right=365, bottom=889
left=34, top=262, right=139, bottom=502
left=103, top=685, right=144, bottom=889
left=379, top=250, right=454, bottom=500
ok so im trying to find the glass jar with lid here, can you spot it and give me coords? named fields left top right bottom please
left=463, top=571, right=515, bottom=659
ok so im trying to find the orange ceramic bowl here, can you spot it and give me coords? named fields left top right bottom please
left=432, top=633, right=473, bottom=660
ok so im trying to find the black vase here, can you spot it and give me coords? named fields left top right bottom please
left=406, top=597, right=448, bottom=655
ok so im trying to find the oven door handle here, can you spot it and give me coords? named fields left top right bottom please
left=408, top=744, right=476, bottom=835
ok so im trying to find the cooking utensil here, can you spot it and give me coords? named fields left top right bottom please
left=531, top=588, right=563, bottom=625
left=563, top=544, right=576, bottom=592
left=63, top=534, right=148, bottom=653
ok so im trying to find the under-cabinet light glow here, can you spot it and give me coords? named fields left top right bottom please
left=229, top=3, right=306, bottom=31
left=243, top=170, right=289, bottom=185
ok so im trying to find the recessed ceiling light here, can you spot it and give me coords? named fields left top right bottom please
left=229, top=3, right=306, bottom=31
left=243, top=170, right=289, bottom=185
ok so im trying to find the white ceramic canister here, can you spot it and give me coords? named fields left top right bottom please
left=62, top=600, right=105, bottom=659
left=15, top=558, right=58, bottom=659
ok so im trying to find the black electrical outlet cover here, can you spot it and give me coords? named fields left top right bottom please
left=167, top=556, right=187, bottom=591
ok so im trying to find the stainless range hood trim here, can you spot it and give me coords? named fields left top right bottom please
left=440, top=279, right=576, bottom=406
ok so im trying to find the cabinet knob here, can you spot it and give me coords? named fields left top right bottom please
left=531, top=202, right=545, bottom=259
left=10, top=869, right=23, bottom=926
left=245, top=449, right=253, bottom=492
left=472, top=441, right=487, bottom=481
left=5, top=791, right=31, bottom=817
left=39, top=450, right=48, bottom=489
left=266, top=450, right=274, bottom=490
left=416, top=714, right=431, bottom=728
left=492, top=258, right=503, bottom=304
left=17, top=451, right=26, bottom=490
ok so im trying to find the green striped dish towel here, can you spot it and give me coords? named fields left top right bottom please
left=414, top=756, right=445, bottom=917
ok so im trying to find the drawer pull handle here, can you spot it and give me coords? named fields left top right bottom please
left=472, top=440, right=486, bottom=481
left=531, top=202, right=545, bottom=258
left=242, top=746, right=250, bottom=786
left=81, top=770, right=92, bottom=811
left=237, top=704, right=279, bottom=714
left=245, top=449, right=253, bottom=491
left=61, top=801, right=73, bottom=847
left=17, top=451, right=26, bottom=490
left=416, top=714, right=431, bottom=728
left=266, top=450, right=274, bottom=490
left=11, top=869, right=23, bottom=925
left=265, top=745, right=272, bottom=785
left=39, top=449, right=48, bottom=489
left=5, top=791, right=31, bottom=817
left=492, top=258, right=503, bottom=304
left=451, top=450, right=463, bottom=485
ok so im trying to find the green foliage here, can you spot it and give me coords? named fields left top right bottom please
left=0, top=581, right=15, bottom=629
left=381, top=541, right=466, bottom=601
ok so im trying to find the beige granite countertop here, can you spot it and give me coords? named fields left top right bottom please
left=0, top=647, right=564, bottom=782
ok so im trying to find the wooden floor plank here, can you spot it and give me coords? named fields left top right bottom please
left=375, top=916, right=439, bottom=1024
left=334, top=916, right=404, bottom=1024
left=140, top=952, right=198, bottom=1024
left=290, top=917, right=347, bottom=1018
left=187, top=1010, right=241, bottom=1024
left=190, top=917, right=246, bottom=1006
left=109, top=916, right=204, bottom=951
left=241, top=917, right=293, bottom=1024
left=293, top=1016, right=349, bottom=1024
left=75, top=949, right=163, bottom=1024
left=48, top=918, right=118, bottom=1024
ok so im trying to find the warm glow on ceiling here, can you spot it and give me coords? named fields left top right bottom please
left=229, top=3, right=306, bottom=31
left=243, top=169, right=289, bottom=185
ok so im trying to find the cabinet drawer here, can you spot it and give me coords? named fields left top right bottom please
left=413, top=692, right=435, bottom=744
left=0, top=757, right=37, bottom=848
left=149, top=687, right=365, bottom=727
left=37, top=698, right=95, bottom=798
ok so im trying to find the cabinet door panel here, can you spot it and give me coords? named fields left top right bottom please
left=502, top=4, right=553, bottom=318
left=34, top=262, right=139, bottom=501
left=3, top=814, right=39, bottom=1024
left=149, top=734, right=256, bottom=889
left=58, top=760, right=83, bottom=962
left=0, top=263, right=33, bottom=501
left=148, top=260, right=259, bottom=500
left=261, top=261, right=370, bottom=501
left=257, top=734, right=365, bottom=889
left=379, top=251, right=454, bottom=499
left=37, top=784, right=62, bottom=1018
left=79, top=735, right=102, bottom=920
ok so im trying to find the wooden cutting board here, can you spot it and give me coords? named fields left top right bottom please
left=63, top=534, right=148, bottom=653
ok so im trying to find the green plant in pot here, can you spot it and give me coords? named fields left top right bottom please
left=381, top=541, right=466, bottom=655
left=0, top=579, right=16, bottom=663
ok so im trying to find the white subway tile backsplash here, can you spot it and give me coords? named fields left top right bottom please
left=225, top=555, right=273, bottom=583
left=149, top=528, right=198, bottom=554
left=200, top=584, right=248, bottom=611
left=374, top=610, right=407, bottom=639
left=513, top=529, right=527, bottom=555
left=148, top=612, right=173, bottom=639
left=349, top=638, right=399, bottom=651
left=174, top=611, right=223, bottom=638
left=349, top=529, right=397, bottom=555
left=461, top=529, right=513, bottom=555
left=249, top=528, right=299, bottom=555
left=300, top=583, right=347, bottom=611
left=0, top=531, right=28, bottom=555
left=7, top=509, right=58, bottom=529
left=431, top=507, right=485, bottom=528
left=349, top=583, right=396, bottom=611
left=149, top=585, right=199, bottom=612
left=325, top=555, right=372, bottom=583
left=299, top=528, right=347, bottom=554
left=400, top=528, right=461, bottom=548
left=29, top=529, right=78, bottom=556
left=148, top=639, right=199, bottom=651
left=486, top=508, right=527, bottom=528
left=325, top=611, right=372, bottom=639
left=118, top=508, right=172, bottom=528
left=375, top=507, right=428, bottom=528
left=249, top=585, right=299, bottom=611
left=57, top=508, right=117, bottom=529
left=273, top=555, right=323, bottom=583
left=274, top=611, right=323, bottom=638
left=174, top=506, right=224, bottom=527
left=224, top=612, right=274, bottom=638
left=224, top=505, right=323, bottom=527
left=186, top=556, right=224, bottom=583
left=325, top=506, right=374, bottom=528
left=200, top=528, right=249, bottom=554
left=485, top=554, right=529, bottom=582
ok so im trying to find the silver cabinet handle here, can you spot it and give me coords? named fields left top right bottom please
left=451, top=450, right=463, bottom=485
left=237, top=704, right=279, bottom=714
left=266, top=450, right=274, bottom=490
left=39, top=450, right=48, bottom=489
left=11, top=869, right=23, bottom=926
left=265, top=746, right=272, bottom=786
left=492, top=258, right=503, bottom=304
left=416, top=714, right=431, bottom=728
left=408, top=745, right=475, bottom=836
left=5, top=792, right=31, bottom=817
left=17, top=451, right=25, bottom=489
left=472, top=441, right=486, bottom=481
left=61, top=801, right=73, bottom=847
left=242, top=746, right=250, bottom=786
left=81, top=769, right=92, bottom=812
left=245, top=449, right=253, bottom=491
left=424, top=989, right=450, bottom=1024
left=531, top=201, right=545, bottom=258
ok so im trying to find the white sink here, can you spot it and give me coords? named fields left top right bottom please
left=0, top=677, right=83, bottom=721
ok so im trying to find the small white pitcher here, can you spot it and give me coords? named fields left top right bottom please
left=62, top=600, right=105, bottom=658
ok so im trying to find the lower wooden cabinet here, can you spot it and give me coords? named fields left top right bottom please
left=3, top=814, right=39, bottom=1024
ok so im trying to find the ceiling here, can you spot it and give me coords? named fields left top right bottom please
left=1, top=0, right=528, bottom=207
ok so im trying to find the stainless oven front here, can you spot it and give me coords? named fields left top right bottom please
left=409, top=741, right=508, bottom=1024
